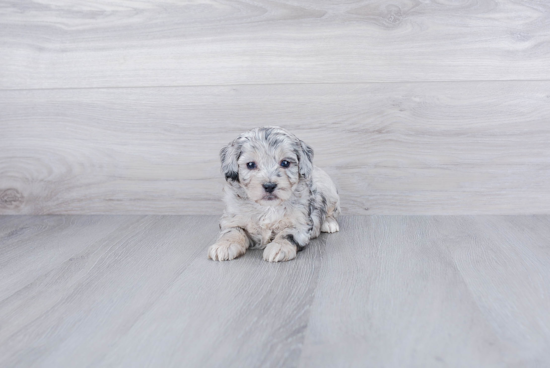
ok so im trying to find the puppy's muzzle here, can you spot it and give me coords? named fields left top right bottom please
left=262, top=183, right=277, bottom=193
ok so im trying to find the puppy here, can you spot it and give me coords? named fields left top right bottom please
left=208, top=127, right=340, bottom=262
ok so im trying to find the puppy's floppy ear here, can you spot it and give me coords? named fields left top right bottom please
left=220, top=139, right=241, bottom=182
left=297, top=139, right=314, bottom=179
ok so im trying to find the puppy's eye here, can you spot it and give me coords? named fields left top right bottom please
left=246, top=162, right=257, bottom=170
left=280, top=160, right=290, bottom=168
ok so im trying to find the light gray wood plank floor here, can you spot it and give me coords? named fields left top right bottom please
left=1, top=215, right=549, bottom=367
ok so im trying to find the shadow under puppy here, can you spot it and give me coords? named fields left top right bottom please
left=208, top=127, right=340, bottom=262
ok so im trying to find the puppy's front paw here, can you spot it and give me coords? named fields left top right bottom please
left=263, top=241, right=297, bottom=262
left=321, top=216, right=339, bottom=233
left=208, top=241, right=246, bottom=261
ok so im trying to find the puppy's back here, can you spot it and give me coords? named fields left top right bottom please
left=312, top=166, right=340, bottom=217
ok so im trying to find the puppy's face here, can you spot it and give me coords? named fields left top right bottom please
left=220, top=127, right=314, bottom=207
left=238, top=141, right=298, bottom=206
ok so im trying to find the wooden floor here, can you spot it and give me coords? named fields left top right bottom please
left=1, top=215, right=549, bottom=367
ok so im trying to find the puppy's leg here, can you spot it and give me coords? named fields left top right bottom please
left=321, top=215, right=339, bottom=233
left=208, top=228, right=250, bottom=261
left=263, top=230, right=308, bottom=262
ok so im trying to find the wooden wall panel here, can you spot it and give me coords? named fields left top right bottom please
left=1, top=82, right=549, bottom=214
left=1, top=0, right=550, bottom=89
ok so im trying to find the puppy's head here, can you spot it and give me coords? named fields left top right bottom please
left=220, top=127, right=314, bottom=206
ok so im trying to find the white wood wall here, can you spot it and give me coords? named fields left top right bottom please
left=1, top=0, right=549, bottom=215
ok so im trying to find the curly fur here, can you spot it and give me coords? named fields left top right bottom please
left=208, top=127, right=340, bottom=262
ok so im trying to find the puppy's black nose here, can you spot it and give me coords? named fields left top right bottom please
left=262, top=183, right=277, bottom=193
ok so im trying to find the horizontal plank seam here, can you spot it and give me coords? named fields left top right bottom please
left=2, top=79, right=550, bottom=92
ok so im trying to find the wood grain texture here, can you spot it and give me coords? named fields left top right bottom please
left=1, top=215, right=549, bottom=367
left=449, top=215, right=550, bottom=364
left=99, top=226, right=325, bottom=368
left=0, top=215, right=219, bottom=367
left=0, top=215, right=325, bottom=367
left=1, top=0, right=550, bottom=89
left=0, top=215, right=131, bottom=302
left=298, top=215, right=550, bottom=367
left=1, top=82, right=550, bottom=215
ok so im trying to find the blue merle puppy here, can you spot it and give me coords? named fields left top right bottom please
left=208, top=127, right=340, bottom=262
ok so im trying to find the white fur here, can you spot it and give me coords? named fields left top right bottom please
left=208, top=127, right=340, bottom=262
